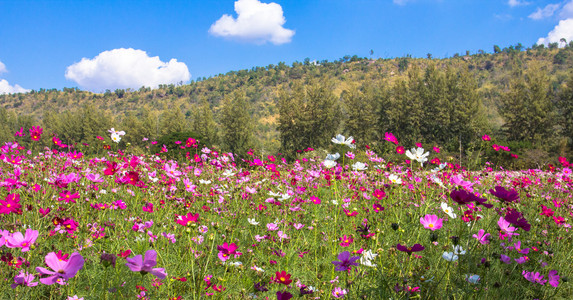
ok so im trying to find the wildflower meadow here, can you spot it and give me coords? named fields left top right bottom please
left=0, top=128, right=571, bottom=300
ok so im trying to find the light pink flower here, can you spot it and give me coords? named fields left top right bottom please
left=36, top=252, right=84, bottom=285
left=420, top=214, right=443, bottom=231
left=6, top=229, right=38, bottom=252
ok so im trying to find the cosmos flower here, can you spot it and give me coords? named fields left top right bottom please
left=36, top=252, right=85, bottom=285
left=125, top=250, right=167, bottom=279
left=441, top=203, right=457, bottom=219
left=420, top=214, right=443, bottom=231
left=332, top=251, right=360, bottom=271
left=405, top=147, right=430, bottom=166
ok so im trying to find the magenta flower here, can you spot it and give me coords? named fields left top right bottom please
left=472, top=229, right=490, bottom=245
left=6, top=229, right=38, bottom=252
left=523, top=270, right=547, bottom=285
left=548, top=270, right=560, bottom=287
left=125, top=249, right=167, bottom=279
left=217, top=242, right=239, bottom=262
left=420, top=214, right=443, bottom=231
left=500, top=254, right=512, bottom=264
left=36, top=252, right=84, bottom=285
left=11, top=271, right=38, bottom=288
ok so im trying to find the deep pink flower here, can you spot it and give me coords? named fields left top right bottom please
left=384, top=132, right=399, bottom=145
left=175, top=213, right=199, bottom=226
left=539, top=205, right=554, bottom=217
left=217, top=242, right=239, bottom=262
left=420, top=214, right=443, bottom=231
left=339, top=235, right=354, bottom=247
left=29, top=126, right=43, bottom=141
left=490, top=186, right=519, bottom=203
left=372, top=189, right=386, bottom=199
left=36, top=252, right=84, bottom=285
left=6, top=229, right=38, bottom=252
left=0, top=193, right=22, bottom=215
left=125, top=250, right=167, bottom=279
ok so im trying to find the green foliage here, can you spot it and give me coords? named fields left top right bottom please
left=220, top=90, right=254, bottom=156
left=278, top=80, right=342, bottom=157
left=191, top=97, right=218, bottom=145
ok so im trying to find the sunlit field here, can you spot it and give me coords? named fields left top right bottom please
left=1, top=129, right=571, bottom=300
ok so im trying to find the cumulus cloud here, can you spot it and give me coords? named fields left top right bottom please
left=209, top=0, right=295, bottom=45
left=537, top=18, right=573, bottom=46
left=65, top=48, right=191, bottom=92
left=508, top=0, right=530, bottom=7
left=529, top=3, right=560, bottom=20
left=0, top=79, right=29, bottom=95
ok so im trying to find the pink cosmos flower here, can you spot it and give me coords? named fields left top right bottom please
left=523, top=270, right=547, bottom=285
left=497, top=217, right=519, bottom=240
left=339, top=235, right=354, bottom=247
left=125, top=250, right=167, bottom=279
left=384, top=132, right=399, bottom=145
left=472, top=229, right=490, bottom=245
left=175, top=212, right=199, bottom=226
left=6, top=229, right=38, bottom=252
left=36, top=252, right=84, bottom=285
left=420, top=214, right=443, bottom=231
left=548, top=270, right=560, bottom=287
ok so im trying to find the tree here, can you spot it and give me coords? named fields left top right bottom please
left=341, top=84, right=379, bottom=145
left=499, top=67, right=554, bottom=144
left=278, top=80, right=342, bottom=156
left=192, top=97, right=218, bottom=145
left=493, top=45, right=501, bottom=54
left=220, top=90, right=254, bottom=156
left=556, top=72, right=573, bottom=148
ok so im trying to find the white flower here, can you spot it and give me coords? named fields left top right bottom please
left=441, top=202, right=457, bottom=219
left=222, top=169, right=235, bottom=177
left=360, top=249, right=378, bottom=267
left=431, top=163, right=448, bottom=172
left=108, top=128, right=126, bottom=136
left=323, top=160, right=337, bottom=169
left=453, top=245, right=466, bottom=255
left=405, top=147, right=430, bottom=166
left=466, top=274, right=480, bottom=284
left=278, top=193, right=291, bottom=202
left=111, top=133, right=121, bottom=143
left=352, top=162, right=367, bottom=171
left=248, top=218, right=259, bottom=226
left=442, top=252, right=458, bottom=261
left=251, top=265, right=264, bottom=272
left=326, top=153, right=340, bottom=161
left=331, top=200, right=339, bottom=205
left=331, top=134, right=355, bottom=149
left=199, top=179, right=212, bottom=185
left=388, top=174, right=402, bottom=185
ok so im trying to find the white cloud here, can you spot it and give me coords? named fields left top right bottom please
left=0, top=61, right=6, bottom=74
left=537, top=18, right=573, bottom=46
left=65, top=48, right=190, bottom=92
left=209, top=0, right=295, bottom=45
left=0, top=79, right=29, bottom=95
left=560, top=0, right=573, bottom=18
left=508, top=0, right=530, bottom=7
left=529, top=3, right=560, bottom=20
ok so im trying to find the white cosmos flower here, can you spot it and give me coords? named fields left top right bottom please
left=323, top=160, right=337, bottom=169
left=405, top=147, right=430, bottom=166
left=326, top=153, right=341, bottom=161
left=111, top=133, right=121, bottom=143
left=222, top=169, right=235, bottom=177
left=441, top=202, right=457, bottom=219
left=331, top=134, right=356, bottom=149
left=388, top=174, right=402, bottom=184
left=198, top=179, right=211, bottom=185
left=466, top=274, right=480, bottom=284
left=360, top=249, right=378, bottom=267
left=352, top=162, right=367, bottom=171
left=442, top=252, right=458, bottom=261
left=108, top=128, right=126, bottom=136
left=453, top=245, right=466, bottom=255
left=248, top=218, right=259, bottom=225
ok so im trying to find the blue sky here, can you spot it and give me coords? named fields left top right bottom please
left=1, top=0, right=572, bottom=93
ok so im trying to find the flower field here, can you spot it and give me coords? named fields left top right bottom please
left=0, top=129, right=572, bottom=300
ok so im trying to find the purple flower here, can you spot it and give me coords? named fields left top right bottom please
left=396, top=243, right=425, bottom=255
left=489, top=186, right=519, bottom=203
left=548, top=270, right=560, bottom=288
left=36, top=252, right=84, bottom=285
left=11, top=271, right=38, bottom=288
left=332, top=251, right=360, bottom=271
left=504, top=210, right=531, bottom=232
left=125, top=249, right=167, bottom=279
left=500, top=254, right=512, bottom=264
left=276, top=291, right=293, bottom=300
left=513, top=241, right=529, bottom=254
left=450, top=189, right=473, bottom=205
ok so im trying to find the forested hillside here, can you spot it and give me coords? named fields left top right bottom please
left=1, top=43, right=573, bottom=166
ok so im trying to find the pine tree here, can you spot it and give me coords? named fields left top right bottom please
left=192, top=97, right=218, bottom=145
